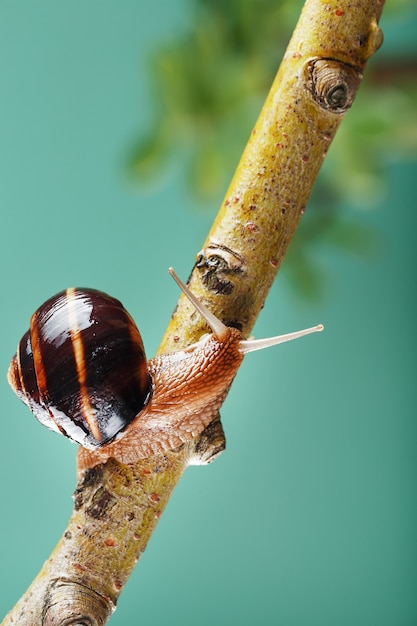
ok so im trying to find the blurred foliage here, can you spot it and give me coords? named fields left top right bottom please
left=127, top=0, right=417, bottom=299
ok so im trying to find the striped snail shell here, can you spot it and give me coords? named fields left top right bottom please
left=8, top=288, right=151, bottom=450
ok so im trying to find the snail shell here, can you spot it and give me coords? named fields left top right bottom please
left=8, top=288, right=151, bottom=450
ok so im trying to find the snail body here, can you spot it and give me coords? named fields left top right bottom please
left=8, top=269, right=323, bottom=471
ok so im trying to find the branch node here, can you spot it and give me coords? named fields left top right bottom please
left=307, top=58, right=363, bottom=113
left=196, top=242, right=246, bottom=296
left=189, top=417, right=226, bottom=465
left=43, top=580, right=113, bottom=626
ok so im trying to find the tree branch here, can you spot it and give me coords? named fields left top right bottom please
left=2, top=1, right=384, bottom=624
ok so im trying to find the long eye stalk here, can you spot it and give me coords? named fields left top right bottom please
left=239, top=324, right=323, bottom=354
left=169, top=267, right=323, bottom=352
left=168, top=267, right=228, bottom=337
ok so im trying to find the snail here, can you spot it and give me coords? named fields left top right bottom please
left=8, top=268, right=323, bottom=471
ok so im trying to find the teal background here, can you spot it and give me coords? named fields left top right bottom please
left=0, top=2, right=416, bottom=625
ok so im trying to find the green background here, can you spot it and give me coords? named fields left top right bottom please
left=0, top=2, right=415, bottom=625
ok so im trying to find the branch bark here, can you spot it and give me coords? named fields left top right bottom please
left=2, top=1, right=384, bottom=624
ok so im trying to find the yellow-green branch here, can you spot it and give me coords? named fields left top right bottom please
left=2, top=1, right=384, bottom=624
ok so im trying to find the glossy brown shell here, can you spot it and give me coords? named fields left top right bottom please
left=8, top=288, right=151, bottom=449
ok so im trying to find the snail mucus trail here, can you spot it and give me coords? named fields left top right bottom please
left=8, top=268, right=323, bottom=471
